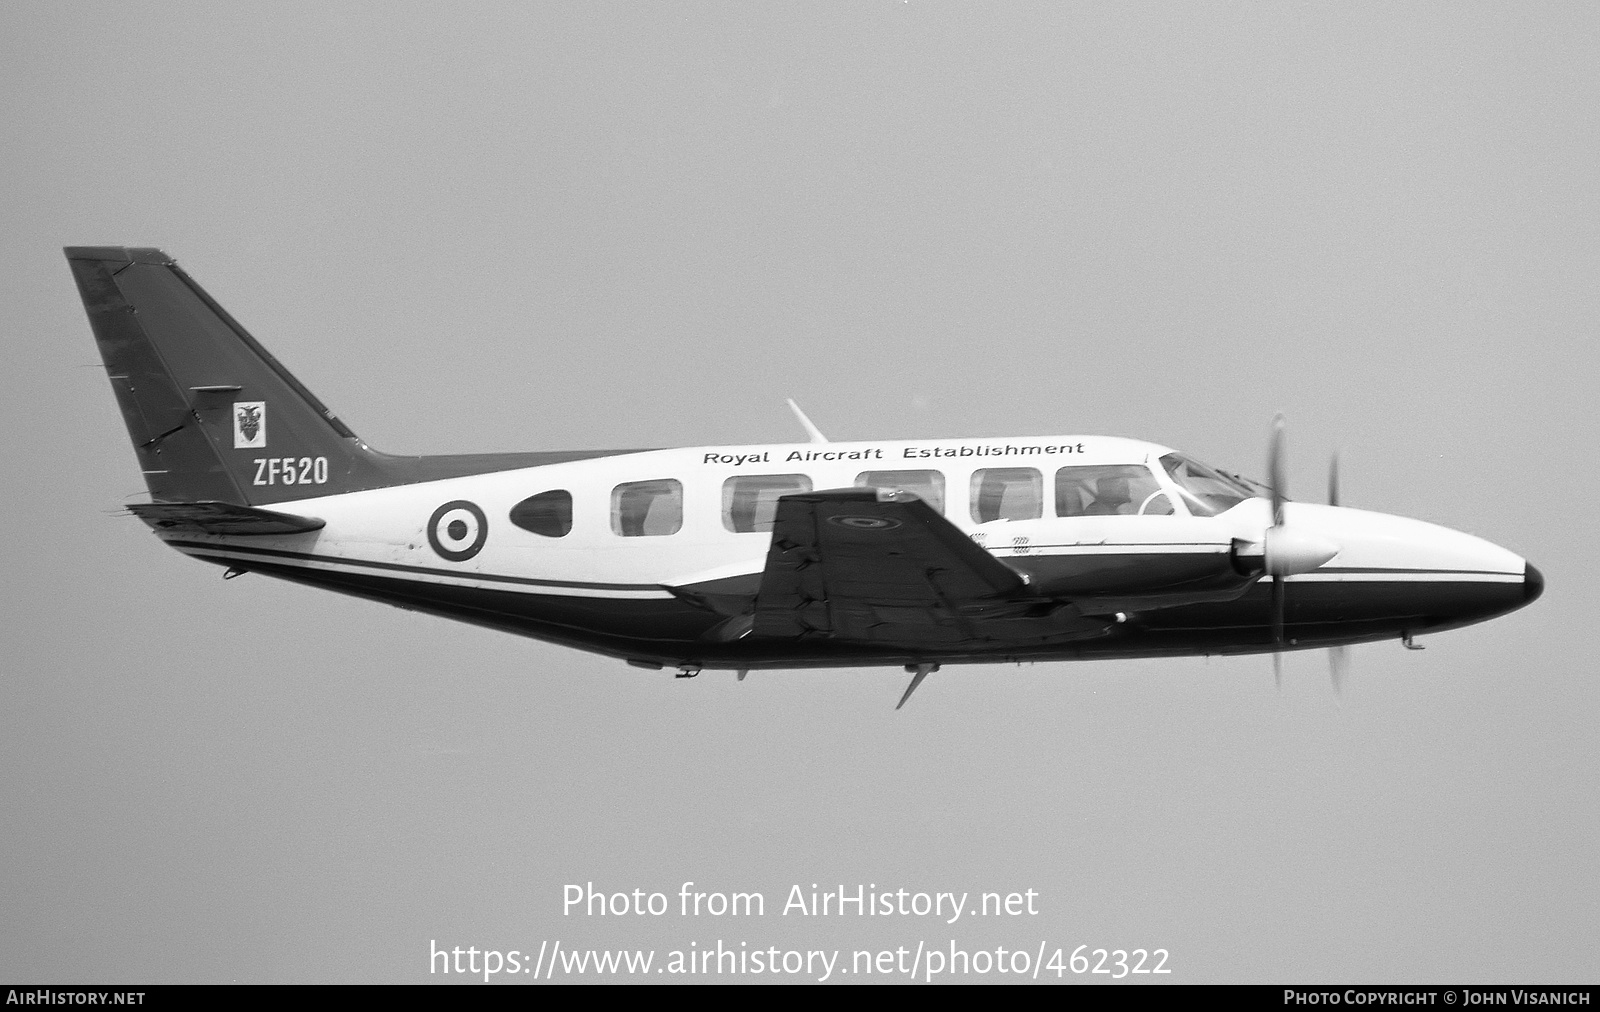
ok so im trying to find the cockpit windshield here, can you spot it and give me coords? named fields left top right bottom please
left=1158, top=453, right=1262, bottom=517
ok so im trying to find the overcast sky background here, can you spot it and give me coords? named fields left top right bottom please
left=2, top=3, right=1595, bottom=984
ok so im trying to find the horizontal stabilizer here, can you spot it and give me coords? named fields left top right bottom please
left=127, top=501, right=325, bottom=536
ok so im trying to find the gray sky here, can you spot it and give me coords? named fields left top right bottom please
left=2, top=2, right=1595, bottom=983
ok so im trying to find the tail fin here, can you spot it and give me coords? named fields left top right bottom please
left=67, top=246, right=395, bottom=505
left=67, top=246, right=602, bottom=506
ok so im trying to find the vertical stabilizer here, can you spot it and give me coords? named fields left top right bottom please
left=67, top=247, right=389, bottom=505
left=67, top=247, right=611, bottom=506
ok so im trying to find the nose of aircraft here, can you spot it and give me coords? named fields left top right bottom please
left=1523, top=563, right=1545, bottom=604
left=1239, top=503, right=1542, bottom=636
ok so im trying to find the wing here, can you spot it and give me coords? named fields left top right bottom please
left=752, top=488, right=1109, bottom=647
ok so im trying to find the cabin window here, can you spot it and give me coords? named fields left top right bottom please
left=509, top=489, right=573, bottom=538
left=854, top=469, right=945, bottom=513
left=722, top=474, right=812, bottom=533
left=970, top=468, right=1042, bottom=523
left=611, top=479, right=683, bottom=537
left=1055, top=465, right=1174, bottom=517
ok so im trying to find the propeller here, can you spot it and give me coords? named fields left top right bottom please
left=1326, top=450, right=1348, bottom=700
left=1260, top=415, right=1342, bottom=692
left=1268, top=416, right=1288, bottom=689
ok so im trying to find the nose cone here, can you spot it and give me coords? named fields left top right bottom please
left=1524, top=563, right=1544, bottom=604
left=1234, top=503, right=1540, bottom=636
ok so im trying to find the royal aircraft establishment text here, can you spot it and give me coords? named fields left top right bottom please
left=704, top=443, right=1087, bottom=466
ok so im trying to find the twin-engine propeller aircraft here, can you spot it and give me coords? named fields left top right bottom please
left=68, top=247, right=1542, bottom=707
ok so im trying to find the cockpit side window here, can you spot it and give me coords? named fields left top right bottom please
left=970, top=468, right=1042, bottom=523
left=1158, top=453, right=1254, bottom=516
left=1055, top=464, right=1173, bottom=517
left=855, top=469, right=945, bottom=514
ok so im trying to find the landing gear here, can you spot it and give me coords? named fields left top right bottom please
left=675, top=665, right=701, bottom=679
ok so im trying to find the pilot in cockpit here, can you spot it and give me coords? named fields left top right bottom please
left=1083, top=476, right=1132, bottom=516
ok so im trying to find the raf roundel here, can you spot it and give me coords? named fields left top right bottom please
left=427, top=500, right=488, bottom=561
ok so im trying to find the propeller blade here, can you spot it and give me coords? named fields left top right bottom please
left=1328, top=451, right=1340, bottom=508
left=1271, top=573, right=1286, bottom=647
left=1271, top=571, right=1286, bottom=691
left=1268, top=414, right=1287, bottom=527
left=1329, top=645, right=1350, bottom=700
left=1269, top=418, right=1287, bottom=689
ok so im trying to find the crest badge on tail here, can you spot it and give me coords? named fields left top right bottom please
left=233, top=401, right=266, bottom=448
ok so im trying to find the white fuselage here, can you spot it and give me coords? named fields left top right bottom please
left=164, top=433, right=1527, bottom=606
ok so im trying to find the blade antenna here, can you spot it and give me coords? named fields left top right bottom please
left=786, top=398, right=829, bottom=444
left=896, top=663, right=937, bottom=710
left=1328, top=451, right=1340, bottom=508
